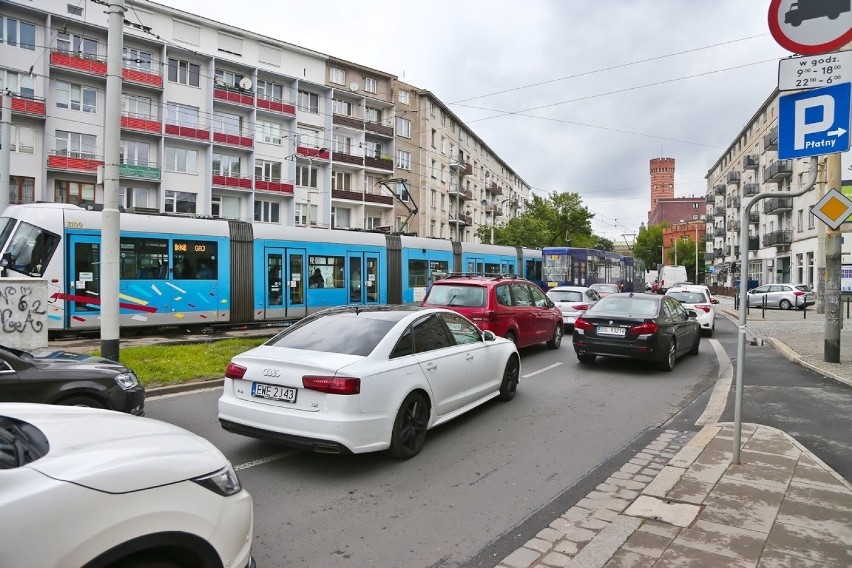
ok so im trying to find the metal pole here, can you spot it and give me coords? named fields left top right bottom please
left=825, top=153, right=842, bottom=362
left=734, top=156, right=817, bottom=464
left=816, top=157, right=827, bottom=313
left=0, top=93, right=11, bottom=214
left=694, top=224, right=699, bottom=283
left=101, top=0, right=124, bottom=362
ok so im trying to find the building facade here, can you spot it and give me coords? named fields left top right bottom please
left=1, top=0, right=528, bottom=242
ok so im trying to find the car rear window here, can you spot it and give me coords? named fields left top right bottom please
left=423, top=285, right=486, bottom=307
left=267, top=313, right=395, bottom=356
left=795, top=285, right=812, bottom=292
left=548, top=290, right=583, bottom=302
left=668, top=292, right=706, bottom=304
left=587, top=296, right=659, bottom=318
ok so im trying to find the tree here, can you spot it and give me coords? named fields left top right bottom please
left=633, top=224, right=665, bottom=269
left=670, top=237, right=699, bottom=282
left=478, top=192, right=595, bottom=248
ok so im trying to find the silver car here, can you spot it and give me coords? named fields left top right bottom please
left=546, top=286, right=601, bottom=329
left=747, top=283, right=815, bottom=310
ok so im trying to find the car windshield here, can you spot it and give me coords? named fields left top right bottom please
left=586, top=296, right=659, bottom=318
left=423, top=285, right=486, bottom=307
left=547, top=290, right=583, bottom=302
left=267, top=313, right=397, bottom=356
left=668, top=292, right=705, bottom=304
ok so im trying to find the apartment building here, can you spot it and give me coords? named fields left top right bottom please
left=704, top=90, right=851, bottom=288
left=1, top=0, right=527, bottom=241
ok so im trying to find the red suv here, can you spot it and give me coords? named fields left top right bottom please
left=421, top=274, right=563, bottom=349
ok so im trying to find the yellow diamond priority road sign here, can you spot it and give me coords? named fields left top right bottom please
left=812, top=188, right=852, bottom=230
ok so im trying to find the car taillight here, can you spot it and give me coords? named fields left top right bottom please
left=572, top=303, right=589, bottom=311
left=793, top=291, right=805, bottom=297
left=225, top=362, right=247, bottom=379
left=694, top=304, right=712, bottom=313
left=303, top=376, right=361, bottom=395
left=575, top=317, right=593, bottom=331
left=630, top=321, right=658, bottom=335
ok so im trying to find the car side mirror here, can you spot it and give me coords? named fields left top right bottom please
left=482, top=330, right=496, bottom=342
left=711, top=298, right=719, bottom=304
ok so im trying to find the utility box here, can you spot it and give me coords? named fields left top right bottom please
left=0, top=278, right=49, bottom=349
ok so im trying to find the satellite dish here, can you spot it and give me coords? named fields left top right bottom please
left=349, top=82, right=359, bottom=91
left=239, top=77, right=253, bottom=90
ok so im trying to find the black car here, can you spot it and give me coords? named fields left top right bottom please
left=572, top=293, right=701, bottom=371
left=0, top=345, right=145, bottom=414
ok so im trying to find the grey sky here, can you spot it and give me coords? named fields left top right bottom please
left=163, top=0, right=793, bottom=243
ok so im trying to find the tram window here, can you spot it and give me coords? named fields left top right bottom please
left=408, top=259, right=427, bottom=287
left=5, top=222, right=60, bottom=277
left=309, top=255, right=344, bottom=289
left=120, top=237, right=169, bottom=279
left=173, top=240, right=218, bottom=279
left=484, top=263, right=500, bottom=275
left=429, top=260, right=448, bottom=283
left=526, top=259, right=542, bottom=281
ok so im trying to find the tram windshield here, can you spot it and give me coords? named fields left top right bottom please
left=4, top=221, right=61, bottom=277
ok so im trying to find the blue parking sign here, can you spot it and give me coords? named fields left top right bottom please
left=779, top=82, right=851, bottom=159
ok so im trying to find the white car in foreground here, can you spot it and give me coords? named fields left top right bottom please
left=0, top=403, right=255, bottom=568
left=218, top=306, right=520, bottom=459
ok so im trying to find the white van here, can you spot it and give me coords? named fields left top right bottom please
left=658, top=265, right=688, bottom=294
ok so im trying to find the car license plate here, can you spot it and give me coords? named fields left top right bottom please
left=252, top=382, right=297, bottom=403
left=598, top=326, right=626, bottom=336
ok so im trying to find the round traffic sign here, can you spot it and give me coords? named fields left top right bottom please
left=768, top=0, right=852, bottom=55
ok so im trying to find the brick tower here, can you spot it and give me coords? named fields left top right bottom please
left=650, top=157, right=675, bottom=213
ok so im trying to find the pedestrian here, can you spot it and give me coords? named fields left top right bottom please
left=309, top=268, right=324, bottom=288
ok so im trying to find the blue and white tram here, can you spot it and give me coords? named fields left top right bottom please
left=0, top=203, right=544, bottom=333
left=542, top=246, right=641, bottom=290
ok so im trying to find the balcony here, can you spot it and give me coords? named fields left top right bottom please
left=713, top=248, right=725, bottom=259
left=713, top=184, right=726, bottom=195
left=213, top=84, right=254, bottom=108
left=212, top=127, right=254, bottom=149
left=50, top=49, right=106, bottom=77
left=332, top=151, right=364, bottom=166
left=727, top=196, right=741, bottom=209
left=256, top=96, right=296, bottom=118
left=748, top=236, right=760, bottom=250
left=486, top=182, right=503, bottom=195
left=714, top=226, right=726, bottom=237
left=119, top=161, right=160, bottom=181
left=363, top=192, right=393, bottom=206
left=332, top=189, right=363, bottom=201
left=0, top=94, right=46, bottom=117
left=726, top=171, right=741, bottom=185
left=450, top=159, right=473, bottom=176
left=728, top=220, right=741, bottom=232
left=714, top=206, right=725, bottom=216
left=449, top=185, right=473, bottom=201
left=706, top=193, right=715, bottom=203
left=704, top=252, right=716, bottom=261
left=121, top=114, right=161, bottom=135
left=296, top=147, right=331, bottom=161
left=763, top=126, right=778, bottom=151
left=254, top=177, right=294, bottom=195
left=122, top=66, right=163, bottom=90
left=743, top=182, right=759, bottom=197
left=763, top=160, right=793, bottom=183
left=332, top=114, right=365, bottom=130
left=705, top=233, right=714, bottom=243
left=164, top=121, right=209, bottom=143
left=704, top=213, right=714, bottom=222
left=742, top=154, right=759, bottom=170
left=749, top=211, right=760, bottom=224
left=449, top=213, right=472, bottom=225
left=763, top=196, right=794, bottom=215
left=47, top=151, right=102, bottom=172
left=212, top=174, right=252, bottom=190
left=762, top=229, right=792, bottom=247
left=364, top=156, right=394, bottom=171
left=365, top=121, right=393, bottom=137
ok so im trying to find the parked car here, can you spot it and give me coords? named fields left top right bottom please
left=666, top=286, right=716, bottom=336
left=572, top=293, right=701, bottom=371
left=218, top=306, right=521, bottom=459
left=422, top=274, right=563, bottom=349
left=546, top=286, right=601, bottom=330
left=0, top=403, right=255, bottom=568
left=589, top=282, right=620, bottom=297
left=0, top=345, right=145, bottom=415
left=747, top=283, right=815, bottom=310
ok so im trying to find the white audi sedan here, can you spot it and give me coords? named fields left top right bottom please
left=0, top=403, right=255, bottom=568
left=218, top=306, right=520, bottom=459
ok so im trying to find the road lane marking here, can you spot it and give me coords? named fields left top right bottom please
left=695, top=339, right=733, bottom=426
left=146, top=386, right=223, bottom=400
left=522, top=362, right=563, bottom=378
left=234, top=451, right=295, bottom=471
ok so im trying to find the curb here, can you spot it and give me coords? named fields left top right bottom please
left=765, top=337, right=852, bottom=388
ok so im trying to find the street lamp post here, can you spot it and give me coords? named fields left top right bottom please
left=482, top=198, right=508, bottom=244
left=694, top=223, right=699, bottom=283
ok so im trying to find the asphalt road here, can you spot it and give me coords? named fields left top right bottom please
left=145, top=333, right=719, bottom=567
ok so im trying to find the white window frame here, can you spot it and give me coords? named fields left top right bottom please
left=56, top=80, right=97, bottom=113
left=257, top=79, right=285, bottom=103
left=332, top=98, right=352, bottom=116
left=255, top=159, right=282, bottom=182
left=364, top=77, right=377, bottom=93
left=164, top=190, right=197, bottom=215
left=396, top=117, right=411, bottom=138
left=120, top=140, right=150, bottom=166
left=212, top=152, right=241, bottom=176
left=55, top=130, right=96, bottom=159
left=398, top=89, right=409, bottom=105
left=165, top=102, right=199, bottom=127
left=167, top=58, right=200, bottom=87
left=296, top=165, right=318, bottom=188
left=334, top=171, right=352, bottom=191
left=330, top=67, right=345, bottom=85
left=254, top=200, right=280, bottom=223
left=331, top=206, right=351, bottom=229
left=255, top=120, right=283, bottom=145
left=10, top=125, right=34, bottom=154
left=396, top=150, right=411, bottom=170
left=297, top=90, right=319, bottom=113
left=165, top=146, right=198, bottom=174
left=123, top=47, right=153, bottom=72
left=56, top=31, right=97, bottom=56
left=121, top=93, right=153, bottom=119
left=334, top=134, right=352, bottom=154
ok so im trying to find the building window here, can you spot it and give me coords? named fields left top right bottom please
left=396, top=181, right=409, bottom=202
left=165, top=147, right=197, bottom=174
left=398, top=89, right=409, bottom=105
left=0, top=70, right=35, bottom=98
left=431, top=159, right=437, bottom=179
left=295, top=202, right=318, bottom=226
left=8, top=176, right=35, bottom=204
left=333, top=171, right=352, bottom=191
left=334, top=134, right=351, bottom=154
left=297, top=90, right=319, bottom=113
left=55, top=180, right=95, bottom=206
left=212, top=110, right=242, bottom=135
left=255, top=160, right=282, bottom=182
left=332, top=98, right=352, bottom=116
left=212, top=152, right=241, bottom=176
left=55, top=130, right=96, bottom=159
left=808, top=210, right=815, bottom=229
left=164, top=190, right=196, bottom=214
left=431, top=129, right=436, bottom=148
left=123, top=47, right=152, bottom=72
left=331, top=207, right=351, bottom=229
left=364, top=77, right=377, bottom=93
left=56, top=81, right=97, bottom=113
left=165, top=102, right=199, bottom=127
left=254, top=200, right=280, bottom=223
left=119, top=186, right=156, bottom=209
left=297, top=126, right=322, bottom=148
left=364, top=215, right=381, bottom=230
left=257, top=79, right=285, bottom=102
left=167, top=58, right=200, bottom=87
left=396, top=117, right=411, bottom=138
left=121, top=93, right=153, bottom=119
left=56, top=32, right=97, bottom=57
left=120, top=140, right=150, bottom=166
left=365, top=141, right=382, bottom=159
left=214, top=68, right=243, bottom=89
left=10, top=125, right=34, bottom=154
left=1, top=17, right=36, bottom=50
left=396, top=150, right=411, bottom=170
left=255, top=120, right=283, bottom=145
left=365, top=107, right=380, bottom=123
left=330, top=67, right=345, bottom=85
left=797, top=209, right=803, bottom=232
left=296, top=165, right=318, bottom=188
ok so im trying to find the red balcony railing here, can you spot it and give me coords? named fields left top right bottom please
left=256, top=97, right=296, bottom=117
left=50, top=50, right=107, bottom=76
left=296, top=147, right=331, bottom=160
left=121, top=114, right=162, bottom=134
left=0, top=95, right=46, bottom=117
left=47, top=151, right=103, bottom=172
left=255, top=178, right=294, bottom=194
left=212, top=129, right=254, bottom=149
left=164, top=122, right=210, bottom=142
left=122, top=66, right=163, bottom=89
left=212, top=174, right=252, bottom=189
left=213, top=86, right=254, bottom=107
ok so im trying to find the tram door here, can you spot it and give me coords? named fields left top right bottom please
left=264, top=247, right=306, bottom=319
left=347, top=252, right=379, bottom=305
left=67, top=234, right=101, bottom=328
left=466, top=256, right=485, bottom=274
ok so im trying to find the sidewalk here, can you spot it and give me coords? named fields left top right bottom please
left=495, top=298, right=852, bottom=568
